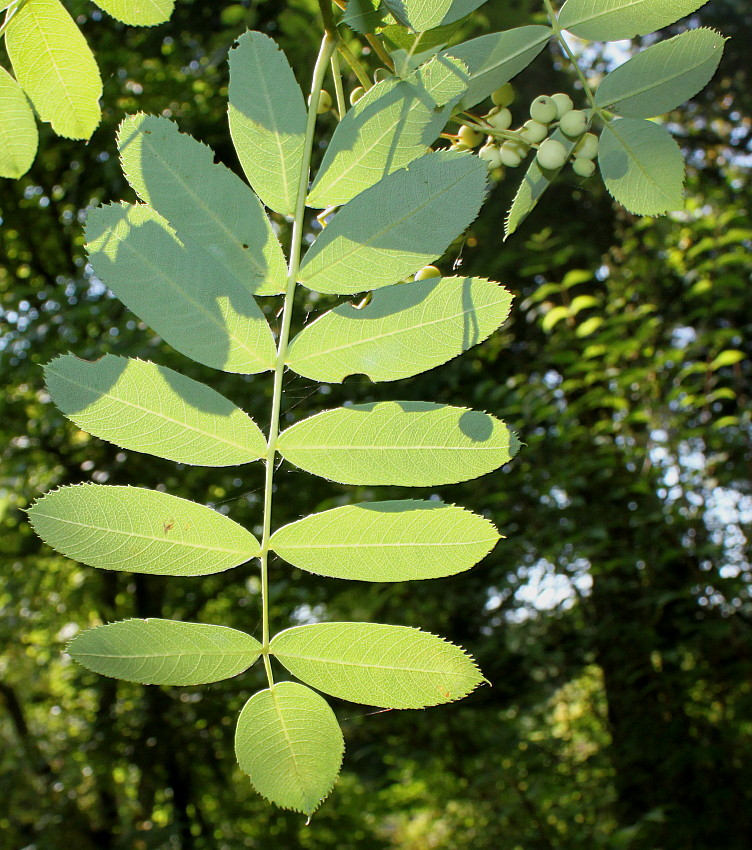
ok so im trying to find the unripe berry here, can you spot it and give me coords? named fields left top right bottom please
left=478, top=143, right=503, bottom=170
left=520, top=119, right=549, bottom=144
left=572, top=156, right=596, bottom=177
left=374, top=68, right=391, bottom=83
left=491, top=83, right=515, bottom=107
left=350, top=86, right=366, bottom=105
left=551, top=92, right=574, bottom=118
left=536, top=138, right=568, bottom=170
left=458, top=124, right=484, bottom=148
left=309, top=90, right=332, bottom=114
left=500, top=140, right=528, bottom=168
left=574, top=132, right=599, bottom=160
left=530, top=95, right=558, bottom=124
left=414, top=265, right=441, bottom=281
left=559, top=109, right=588, bottom=138
left=486, top=106, right=513, bottom=131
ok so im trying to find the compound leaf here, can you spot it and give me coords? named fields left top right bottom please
left=45, top=354, right=267, bottom=466
left=228, top=31, right=307, bottom=216
left=68, top=619, right=261, bottom=685
left=5, top=0, right=102, bottom=139
left=118, top=114, right=287, bottom=295
left=594, top=29, right=726, bottom=118
left=85, top=202, right=276, bottom=374
left=270, top=500, right=500, bottom=581
left=91, top=0, right=174, bottom=26
left=382, top=0, right=487, bottom=32
left=558, top=0, right=709, bottom=42
left=298, top=151, right=487, bottom=294
left=277, top=401, right=519, bottom=486
left=286, top=276, right=513, bottom=382
left=28, top=484, right=260, bottom=576
left=0, top=66, right=37, bottom=179
left=271, top=622, right=484, bottom=708
left=235, top=682, right=344, bottom=815
left=598, top=118, right=684, bottom=215
left=343, top=0, right=392, bottom=33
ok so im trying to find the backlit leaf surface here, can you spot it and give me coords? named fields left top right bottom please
left=270, top=500, right=500, bottom=581
left=228, top=31, right=307, bottom=215
left=85, top=203, right=276, bottom=373
left=299, top=151, right=487, bottom=294
left=286, top=276, right=513, bottom=382
left=68, top=619, right=261, bottom=685
left=0, top=66, right=37, bottom=179
left=277, top=401, right=519, bottom=486
left=91, top=0, right=174, bottom=25
left=28, top=484, right=260, bottom=576
left=235, top=682, right=344, bottom=815
left=6, top=0, right=102, bottom=139
left=118, top=114, right=287, bottom=295
left=45, top=354, right=266, bottom=466
left=383, top=0, right=487, bottom=31
left=558, top=0, right=708, bottom=42
left=271, top=623, right=484, bottom=708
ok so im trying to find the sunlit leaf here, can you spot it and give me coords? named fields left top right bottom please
left=558, top=0, right=709, bottom=42
left=91, top=0, right=174, bottom=26
left=28, top=484, right=260, bottom=576
left=382, top=0, right=487, bottom=32
left=235, top=682, right=344, bottom=815
left=343, top=0, right=392, bottom=33
left=277, top=401, right=519, bottom=486
left=0, top=66, right=37, bottom=179
left=270, top=500, right=500, bottom=581
left=271, top=622, right=485, bottom=708
left=45, top=354, right=267, bottom=466
left=68, top=619, right=261, bottom=685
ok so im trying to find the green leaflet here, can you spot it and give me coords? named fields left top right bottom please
left=598, top=118, right=685, bottom=216
left=441, top=26, right=552, bottom=111
left=307, top=56, right=468, bottom=208
left=91, top=0, right=174, bottom=26
left=85, top=202, right=276, bottom=373
left=228, top=31, right=308, bottom=216
left=5, top=0, right=102, bottom=140
left=381, top=21, right=465, bottom=74
left=235, top=682, right=344, bottom=815
left=28, top=484, right=260, bottom=576
left=343, top=0, right=393, bottom=34
left=558, top=0, right=709, bottom=42
left=118, top=114, right=287, bottom=295
left=594, top=29, right=726, bottom=118
left=299, top=151, right=488, bottom=295
left=68, top=619, right=262, bottom=685
left=0, top=66, right=37, bottom=179
left=270, top=500, right=500, bottom=581
left=277, top=401, right=519, bottom=486
left=505, top=128, right=580, bottom=240
left=382, top=0, right=487, bottom=32
left=45, top=354, right=267, bottom=466
left=286, top=276, right=513, bottom=383
left=271, top=623, right=484, bottom=708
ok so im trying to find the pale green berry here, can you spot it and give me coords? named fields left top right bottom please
left=500, top=140, right=528, bottom=168
left=309, top=90, right=332, bottom=114
left=559, top=109, right=588, bottom=138
left=574, top=132, right=599, bottom=160
left=479, top=143, right=503, bottom=170
left=452, top=142, right=472, bottom=152
left=458, top=124, right=484, bottom=148
left=551, top=92, right=574, bottom=118
left=536, top=138, right=568, bottom=170
left=520, top=119, right=549, bottom=144
left=486, top=107, right=513, bottom=131
left=492, top=83, right=515, bottom=107
left=530, top=95, right=558, bottom=124
left=350, top=86, right=366, bottom=106
left=572, top=156, right=596, bottom=177
left=414, top=265, right=441, bottom=281
left=374, top=68, right=391, bottom=83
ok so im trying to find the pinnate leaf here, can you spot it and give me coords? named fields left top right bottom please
left=68, top=619, right=261, bottom=685
left=228, top=31, right=307, bottom=216
left=91, top=0, right=174, bottom=26
left=235, top=682, right=344, bottom=815
left=0, top=66, right=37, bottom=179
left=270, top=500, right=500, bottom=581
left=594, top=29, right=726, bottom=118
left=28, top=484, right=260, bottom=576
left=45, top=354, right=267, bottom=466
left=598, top=118, right=684, bottom=215
left=277, top=401, right=519, bottom=486
left=5, top=0, right=102, bottom=139
left=286, top=276, right=513, bottom=382
left=382, top=0, right=487, bottom=32
left=85, top=202, right=276, bottom=373
left=558, top=0, right=709, bottom=42
left=118, top=114, right=287, bottom=295
left=299, top=151, right=488, bottom=295
left=271, top=623, right=484, bottom=708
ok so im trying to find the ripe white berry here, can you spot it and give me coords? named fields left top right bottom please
left=551, top=92, right=574, bottom=118
left=479, top=143, right=503, bottom=170
left=559, top=110, right=588, bottom=138
left=486, top=107, right=513, bottom=131
left=458, top=125, right=484, bottom=148
left=530, top=96, right=558, bottom=124
left=536, top=138, right=568, bottom=170
left=572, top=156, right=596, bottom=177
left=574, top=132, right=599, bottom=160
left=500, top=140, right=528, bottom=168
left=520, top=119, right=549, bottom=144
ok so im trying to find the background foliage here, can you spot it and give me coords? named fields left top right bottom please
left=1, top=0, right=750, bottom=847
